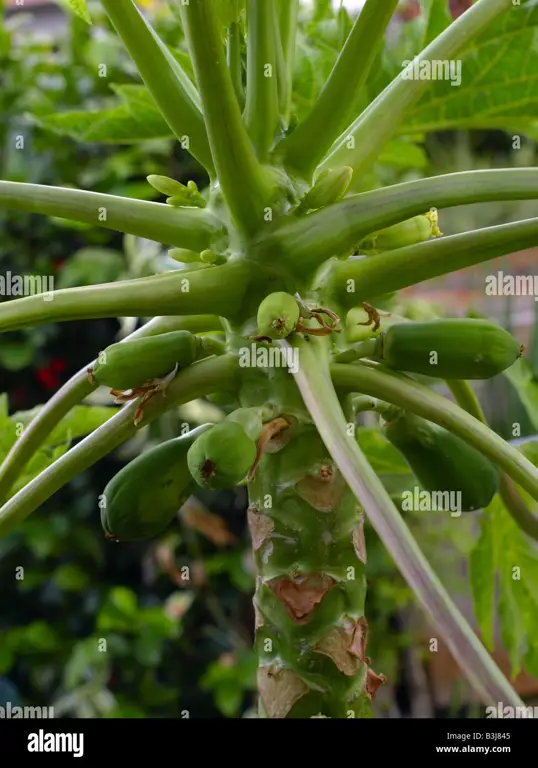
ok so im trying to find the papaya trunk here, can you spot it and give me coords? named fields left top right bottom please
left=237, top=359, right=384, bottom=718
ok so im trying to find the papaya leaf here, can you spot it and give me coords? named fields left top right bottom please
left=32, top=103, right=172, bottom=144
left=1, top=403, right=120, bottom=493
left=377, top=138, right=428, bottom=169
left=469, top=510, right=495, bottom=651
left=498, top=575, right=525, bottom=679
left=32, top=78, right=187, bottom=145
left=471, top=495, right=538, bottom=678
left=109, top=84, right=168, bottom=125
left=504, top=358, right=538, bottom=432
left=56, top=0, right=92, bottom=25
left=404, top=0, right=538, bottom=136
left=9, top=405, right=120, bottom=450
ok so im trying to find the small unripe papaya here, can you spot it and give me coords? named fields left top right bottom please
left=187, top=421, right=257, bottom=490
left=345, top=307, right=408, bottom=343
left=359, top=210, right=441, bottom=254
left=382, top=411, right=499, bottom=512
left=224, top=407, right=265, bottom=442
left=374, top=319, right=523, bottom=379
left=92, top=330, right=200, bottom=390
left=256, top=292, right=300, bottom=339
left=101, top=424, right=212, bottom=541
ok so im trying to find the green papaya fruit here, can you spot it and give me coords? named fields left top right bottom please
left=374, top=318, right=523, bottom=379
left=91, top=330, right=201, bottom=390
left=101, top=424, right=212, bottom=541
left=224, top=407, right=265, bottom=441
left=359, top=210, right=441, bottom=254
left=344, top=307, right=408, bottom=343
left=187, top=421, right=257, bottom=490
left=382, top=411, right=499, bottom=512
left=256, top=292, right=300, bottom=339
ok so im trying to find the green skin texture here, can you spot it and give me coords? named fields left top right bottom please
left=187, top=421, right=258, bottom=490
left=224, top=407, right=266, bottom=441
left=358, top=213, right=434, bottom=254
left=101, top=423, right=212, bottom=541
left=383, top=411, right=500, bottom=513
left=92, top=330, right=199, bottom=390
left=256, top=292, right=301, bottom=339
left=375, top=319, right=522, bottom=380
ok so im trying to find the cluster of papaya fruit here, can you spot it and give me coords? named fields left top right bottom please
left=93, top=284, right=524, bottom=541
left=349, top=312, right=523, bottom=515
left=100, top=407, right=282, bottom=542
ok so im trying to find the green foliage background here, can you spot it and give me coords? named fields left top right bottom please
left=1, top=0, right=537, bottom=717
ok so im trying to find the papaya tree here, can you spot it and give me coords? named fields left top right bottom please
left=1, top=0, right=538, bottom=718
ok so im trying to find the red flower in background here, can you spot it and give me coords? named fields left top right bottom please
left=450, top=0, right=473, bottom=18
left=397, top=1, right=421, bottom=22
left=397, top=1, right=472, bottom=22
left=36, top=358, right=67, bottom=390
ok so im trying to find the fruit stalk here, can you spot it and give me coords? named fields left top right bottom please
left=262, top=169, right=538, bottom=273
left=99, top=0, right=213, bottom=173
left=318, top=0, right=513, bottom=177
left=179, top=0, right=273, bottom=235
left=0, top=262, right=252, bottom=333
left=0, top=181, right=223, bottom=251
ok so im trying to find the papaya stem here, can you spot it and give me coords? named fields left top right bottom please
left=351, top=396, right=379, bottom=414
left=275, top=0, right=298, bottom=124
left=289, top=339, right=524, bottom=708
left=0, top=182, right=223, bottom=252
left=278, top=0, right=399, bottom=177
left=334, top=339, right=377, bottom=364
left=259, top=170, right=538, bottom=275
left=244, top=0, right=280, bottom=161
left=328, top=218, right=538, bottom=309
left=99, top=0, right=213, bottom=174
left=179, top=0, right=274, bottom=235
left=317, top=0, right=514, bottom=178
left=0, top=262, right=251, bottom=333
left=227, top=22, right=245, bottom=111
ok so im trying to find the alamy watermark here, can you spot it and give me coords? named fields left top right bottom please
left=0, top=272, right=54, bottom=301
left=401, top=58, right=462, bottom=86
left=485, top=271, right=538, bottom=300
left=0, top=701, right=54, bottom=718
left=486, top=702, right=538, bottom=718
left=238, top=343, right=300, bottom=374
left=401, top=487, right=463, bottom=517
